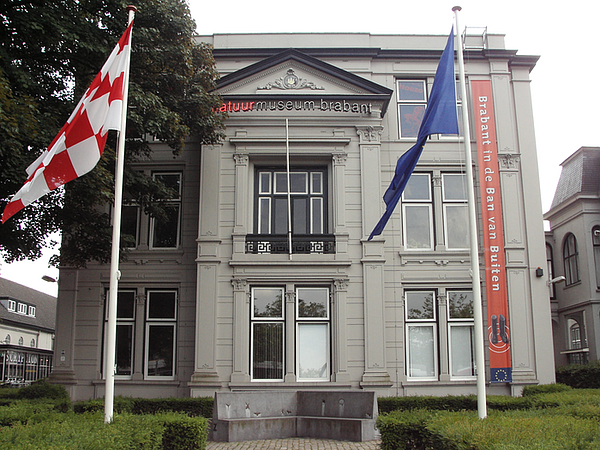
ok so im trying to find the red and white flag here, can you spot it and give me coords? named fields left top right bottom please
left=2, top=22, right=133, bottom=223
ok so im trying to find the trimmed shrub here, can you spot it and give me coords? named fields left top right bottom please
left=522, top=383, right=572, bottom=397
left=556, top=361, right=600, bottom=389
left=377, top=410, right=456, bottom=450
left=161, top=413, right=208, bottom=450
left=131, top=397, right=214, bottom=418
left=16, top=379, right=69, bottom=401
left=73, top=396, right=135, bottom=414
left=377, top=394, right=553, bottom=414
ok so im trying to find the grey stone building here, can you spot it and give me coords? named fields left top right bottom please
left=544, top=147, right=600, bottom=367
left=50, top=32, right=554, bottom=401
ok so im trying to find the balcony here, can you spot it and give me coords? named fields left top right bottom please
left=245, top=234, right=336, bottom=255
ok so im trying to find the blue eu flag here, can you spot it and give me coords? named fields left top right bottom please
left=369, top=29, right=459, bottom=240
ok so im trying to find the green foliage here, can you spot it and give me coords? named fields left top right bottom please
left=161, top=413, right=208, bottom=450
left=73, top=396, right=214, bottom=418
left=556, top=361, right=600, bottom=389
left=16, top=379, right=69, bottom=401
left=377, top=394, right=553, bottom=414
left=0, top=408, right=208, bottom=450
left=0, top=0, right=224, bottom=267
left=377, top=390, right=600, bottom=450
left=522, top=383, right=572, bottom=397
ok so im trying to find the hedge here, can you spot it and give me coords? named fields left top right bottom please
left=377, top=389, right=600, bottom=450
left=73, top=396, right=214, bottom=418
left=0, top=411, right=208, bottom=450
left=556, top=361, right=600, bottom=389
left=377, top=394, right=557, bottom=414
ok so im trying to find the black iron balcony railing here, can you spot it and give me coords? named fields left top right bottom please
left=245, top=234, right=336, bottom=254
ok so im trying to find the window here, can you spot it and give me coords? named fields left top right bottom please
left=397, top=79, right=461, bottom=139
left=563, top=233, right=580, bottom=285
left=17, top=303, right=27, bottom=314
left=251, top=287, right=284, bottom=381
left=104, top=289, right=177, bottom=380
left=250, top=286, right=330, bottom=382
left=145, top=291, right=177, bottom=378
left=593, top=226, right=600, bottom=289
left=405, top=291, right=437, bottom=379
left=149, top=173, right=182, bottom=249
left=404, top=289, right=474, bottom=380
left=30, top=339, right=36, bottom=348
left=402, top=172, right=468, bottom=251
left=18, top=337, right=23, bottom=346
left=447, top=291, right=475, bottom=378
left=255, top=168, right=326, bottom=235
left=442, top=174, right=469, bottom=250
left=121, top=204, right=140, bottom=248
left=28, top=306, right=36, bottom=317
left=402, top=173, right=433, bottom=250
left=4, top=335, right=10, bottom=345
left=397, top=80, right=427, bottom=138
left=7, top=300, right=16, bottom=312
left=107, top=290, right=136, bottom=377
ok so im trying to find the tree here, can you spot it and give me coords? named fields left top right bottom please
left=0, top=0, right=224, bottom=266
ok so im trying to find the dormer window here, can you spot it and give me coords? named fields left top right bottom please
left=7, top=300, right=16, bottom=311
left=18, top=302, right=27, bottom=314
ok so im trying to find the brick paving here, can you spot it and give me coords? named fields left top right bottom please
left=206, top=438, right=381, bottom=449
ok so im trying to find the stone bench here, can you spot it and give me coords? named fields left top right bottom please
left=210, top=390, right=379, bottom=442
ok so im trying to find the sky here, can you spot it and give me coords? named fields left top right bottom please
left=1, top=0, right=598, bottom=296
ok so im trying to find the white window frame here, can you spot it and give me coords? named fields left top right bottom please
left=149, top=172, right=182, bottom=250
left=402, top=173, right=434, bottom=251
left=250, top=287, right=285, bottom=382
left=296, top=287, right=330, bottom=382
left=7, top=300, right=16, bottom=312
left=104, top=289, right=136, bottom=379
left=397, top=79, right=428, bottom=139
left=442, top=173, right=469, bottom=251
left=144, top=290, right=177, bottom=380
left=447, top=290, right=475, bottom=380
left=405, top=290, right=438, bottom=380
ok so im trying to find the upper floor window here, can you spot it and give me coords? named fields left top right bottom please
left=402, top=172, right=469, bottom=251
left=17, top=302, right=27, bottom=314
left=7, top=300, right=16, bottom=312
left=397, top=79, right=461, bottom=139
left=563, top=233, right=580, bottom=286
left=255, top=168, right=327, bottom=236
left=593, top=226, right=600, bottom=289
left=397, top=80, right=427, bottom=138
left=149, top=172, right=182, bottom=249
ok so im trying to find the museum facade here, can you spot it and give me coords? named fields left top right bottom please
left=50, top=31, right=555, bottom=400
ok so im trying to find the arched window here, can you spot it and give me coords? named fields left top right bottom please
left=4, top=334, right=10, bottom=345
left=563, top=233, right=580, bottom=286
left=18, top=337, right=23, bottom=346
left=592, top=226, right=600, bottom=289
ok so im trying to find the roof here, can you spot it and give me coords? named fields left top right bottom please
left=0, top=277, right=56, bottom=332
left=550, top=147, right=600, bottom=209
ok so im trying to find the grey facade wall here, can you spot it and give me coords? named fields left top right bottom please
left=51, top=32, right=555, bottom=401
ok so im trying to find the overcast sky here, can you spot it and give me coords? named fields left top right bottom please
left=2, top=0, right=598, bottom=295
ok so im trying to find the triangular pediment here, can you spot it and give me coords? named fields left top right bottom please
left=216, top=49, right=392, bottom=114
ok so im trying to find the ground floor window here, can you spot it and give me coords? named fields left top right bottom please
left=104, top=288, right=177, bottom=380
left=405, top=288, right=475, bottom=380
left=251, top=286, right=330, bottom=382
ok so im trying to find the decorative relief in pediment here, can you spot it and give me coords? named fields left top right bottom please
left=258, top=69, right=324, bottom=91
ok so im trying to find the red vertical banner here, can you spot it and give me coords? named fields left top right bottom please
left=471, top=80, right=512, bottom=382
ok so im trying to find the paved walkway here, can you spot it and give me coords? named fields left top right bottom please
left=206, top=438, right=381, bottom=449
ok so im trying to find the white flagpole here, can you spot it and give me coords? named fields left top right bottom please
left=286, top=119, right=293, bottom=260
left=104, top=5, right=136, bottom=424
left=453, top=5, right=487, bottom=419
